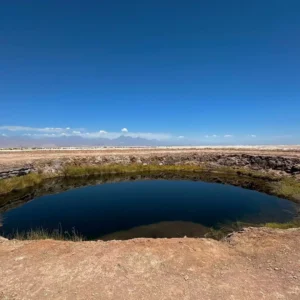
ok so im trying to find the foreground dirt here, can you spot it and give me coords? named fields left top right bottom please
left=1, top=228, right=300, bottom=300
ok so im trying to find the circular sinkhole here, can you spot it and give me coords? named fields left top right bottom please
left=1, top=178, right=298, bottom=240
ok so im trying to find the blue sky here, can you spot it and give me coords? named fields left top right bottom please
left=1, top=0, right=300, bottom=144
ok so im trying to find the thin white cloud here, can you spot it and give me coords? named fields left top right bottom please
left=82, top=131, right=120, bottom=139
left=1, top=126, right=296, bottom=144
left=0, top=126, right=65, bottom=133
left=0, top=125, right=171, bottom=141
left=29, top=131, right=172, bottom=141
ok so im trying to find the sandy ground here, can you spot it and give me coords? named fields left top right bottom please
left=1, top=227, right=300, bottom=300
left=1, top=147, right=300, bottom=169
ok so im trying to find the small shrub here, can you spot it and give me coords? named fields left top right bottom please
left=10, top=226, right=84, bottom=241
left=62, top=164, right=206, bottom=177
left=0, top=173, right=44, bottom=194
left=271, top=177, right=300, bottom=200
left=264, top=220, right=300, bottom=229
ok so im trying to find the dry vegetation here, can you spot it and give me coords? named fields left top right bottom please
left=1, top=164, right=300, bottom=202
left=271, top=177, right=300, bottom=200
left=10, top=227, right=83, bottom=241
left=0, top=173, right=44, bottom=194
left=0, top=164, right=207, bottom=194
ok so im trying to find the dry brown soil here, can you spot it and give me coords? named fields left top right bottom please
left=1, top=227, right=300, bottom=300
left=1, top=147, right=300, bottom=169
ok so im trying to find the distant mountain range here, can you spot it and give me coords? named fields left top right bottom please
left=0, top=136, right=292, bottom=148
left=0, top=135, right=168, bottom=148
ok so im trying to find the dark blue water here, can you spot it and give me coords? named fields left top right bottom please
left=0, top=180, right=297, bottom=239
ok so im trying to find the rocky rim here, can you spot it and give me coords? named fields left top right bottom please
left=1, top=147, right=300, bottom=178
